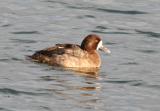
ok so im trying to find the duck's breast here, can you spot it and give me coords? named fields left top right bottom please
left=54, top=51, right=101, bottom=68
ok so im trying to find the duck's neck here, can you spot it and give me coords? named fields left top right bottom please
left=88, top=51, right=101, bottom=67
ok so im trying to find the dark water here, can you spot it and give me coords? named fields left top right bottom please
left=0, top=0, right=160, bottom=111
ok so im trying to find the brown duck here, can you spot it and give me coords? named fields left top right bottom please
left=29, top=34, right=111, bottom=68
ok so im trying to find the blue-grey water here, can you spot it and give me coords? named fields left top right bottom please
left=0, top=0, right=160, bottom=111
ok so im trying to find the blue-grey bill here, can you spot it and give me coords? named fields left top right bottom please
left=99, top=46, right=111, bottom=54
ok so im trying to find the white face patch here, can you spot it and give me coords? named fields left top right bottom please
left=96, top=40, right=103, bottom=50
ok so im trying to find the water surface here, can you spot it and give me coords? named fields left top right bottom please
left=0, top=0, right=160, bottom=111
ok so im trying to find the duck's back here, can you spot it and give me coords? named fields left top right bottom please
left=31, top=44, right=81, bottom=57
left=30, top=44, right=100, bottom=67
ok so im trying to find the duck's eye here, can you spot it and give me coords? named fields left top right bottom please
left=95, top=40, right=99, bottom=43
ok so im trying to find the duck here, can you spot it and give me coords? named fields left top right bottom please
left=29, top=34, right=111, bottom=68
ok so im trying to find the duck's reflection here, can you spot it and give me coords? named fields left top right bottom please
left=66, top=67, right=99, bottom=74
left=40, top=70, right=103, bottom=110
left=52, top=66, right=100, bottom=78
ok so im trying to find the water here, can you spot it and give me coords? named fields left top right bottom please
left=0, top=0, right=160, bottom=111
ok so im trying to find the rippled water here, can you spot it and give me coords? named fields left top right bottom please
left=0, top=0, right=160, bottom=111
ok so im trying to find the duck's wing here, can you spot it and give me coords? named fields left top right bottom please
left=56, top=44, right=86, bottom=57
left=30, top=44, right=85, bottom=60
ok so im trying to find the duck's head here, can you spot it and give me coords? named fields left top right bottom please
left=81, top=34, right=111, bottom=54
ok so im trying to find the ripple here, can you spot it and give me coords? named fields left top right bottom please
left=40, top=76, right=57, bottom=81
left=106, top=79, right=143, bottom=85
left=45, top=0, right=68, bottom=5
left=95, top=26, right=108, bottom=30
left=91, top=30, right=131, bottom=34
left=105, top=79, right=160, bottom=90
left=0, top=58, right=10, bottom=62
left=147, top=84, right=160, bottom=89
left=133, top=83, right=160, bottom=89
left=39, top=106, right=51, bottom=111
left=136, top=49, right=157, bottom=54
left=135, top=30, right=160, bottom=38
left=104, top=42, right=117, bottom=45
left=120, top=62, right=139, bottom=65
left=77, top=15, right=95, bottom=19
left=91, top=30, right=107, bottom=34
left=0, top=108, right=12, bottom=111
left=1, top=24, right=12, bottom=27
left=84, top=15, right=95, bottom=18
left=67, top=6, right=90, bottom=10
left=108, top=32, right=132, bottom=34
left=10, top=39, right=37, bottom=43
left=0, top=88, right=47, bottom=96
left=11, top=57, right=23, bottom=61
left=11, top=31, right=40, bottom=34
left=66, top=6, right=148, bottom=15
left=0, top=57, right=24, bottom=63
left=97, top=8, right=148, bottom=15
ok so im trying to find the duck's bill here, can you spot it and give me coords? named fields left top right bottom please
left=99, top=46, right=111, bottom=54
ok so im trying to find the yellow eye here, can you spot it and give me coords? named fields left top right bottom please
left=95, top=40, right=98, bottom=43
